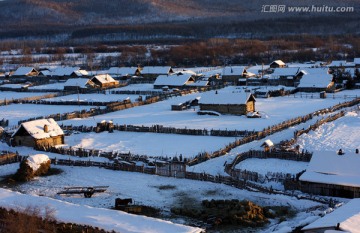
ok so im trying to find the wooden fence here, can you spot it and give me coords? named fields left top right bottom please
left=0, top=91, right=77, bottom=106
left=61, top=123, right=254, bottom=137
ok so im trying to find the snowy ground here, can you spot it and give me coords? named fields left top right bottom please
left=1, top=87, right=359, bottom=232
left=0, top=163, right=324, bottom=233
left=29, top=82, right=66, bottom=90
left=60, top=88, right=360, bottom=131
left=65, top=131, right=236, bottom=158
left=296, top=111, right=360, bottom=153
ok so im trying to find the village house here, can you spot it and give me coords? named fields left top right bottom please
left=268, top=67, right=305, bottom=86
left=153, top=72, right=195, bottom=89
left=137, top=66, right=174, bottom=79
left=299, top=150, right=360, bottom=198
left=90, top=74, right=119, bottom=89
left=269, top=60, right=286, bottom=68
left=327, top=60, right=355, bottom=69
left=221, top=66, right=249, bottom=85
left=11, top=67, right=39, bottom=77
left=198, top=90, right=256, bottom=115
left=107, top=67, right=139, bottom=79
left=11, top=118, right=64, bottom=149
left=302, top=198, right=360, bottom=233
left=296, top=68, right=334, bottom=92
left=51, top=67, right=89, bottom=79
left=63, top=78, right=94, bottom=93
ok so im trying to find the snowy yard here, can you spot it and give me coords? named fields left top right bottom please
left=65, top=131, right=236, bottom=158
left=60, top=88, right=360, bottom=131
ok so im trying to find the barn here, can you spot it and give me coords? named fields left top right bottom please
left=199, top=90, right=256, bottom=115
left=299, top=150, right=360, bottom=198
left=11, top=118, right=64, bottom=149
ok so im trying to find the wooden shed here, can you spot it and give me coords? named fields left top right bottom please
left=199, top=90, right=256, bottom=115
left=11, top=118, right=64, bottom=149
left=90, top=74, right=119, bottom=89
left=155, top=161, right=186, bottom=178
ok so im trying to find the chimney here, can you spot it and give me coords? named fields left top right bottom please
left=44, top=124, right=49, bottom=133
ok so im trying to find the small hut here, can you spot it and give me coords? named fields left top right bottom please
left=11, top=118, right=64, bottom=149
left=261, top=139, right=274, bottom=152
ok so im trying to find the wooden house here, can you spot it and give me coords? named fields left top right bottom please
left=269, top=67, right=305, bottom=86
left=63, top=78, right=93, bottom=92
left=107, top=67, right=138, bottom=79
left=11, top=118, right=64, bottom=149
left=299, top=150, right=360, bottom=198
left=269, top=60, right=286, bottom=68
left=90, top=74, right=119, bottom=89
left=328, top=60, right=355, bottom=69
left=297, top=72, right=334, bottom=92
left=199, top=90, right=256, bottom=115
left=11, top=67, right=39, bottom=77
left=138, top=66, right=174, bottom=79
left=302, top=198, right=360, bottom=233
left=51, top=67, right=88, bottom=79
left=221, top=66, right=248, bottom=85
left=153, top=72, right=195, bottom=89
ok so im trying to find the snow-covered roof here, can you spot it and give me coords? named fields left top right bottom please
left=13, top=118, right=64, bottom=139
left=302, top=198, right=360, bottom=232
left=154, top=73, right=194, bottom=86
left=270, top=60, right=286, bottom=66
left=140, top=66, right=172, bottom=74
left=222, top=66, right=246, bottom=76
left=300, top=67, right=330, bottom=75
left=187, top=80, right=209, bottom=87
left=262, top=139, right=274, bottom=147
left=74, top=69, right=89, bottom=76
left=199, top=91, right=255, bottom=105
left=297, top=73, right=333, bottom=88
left=39, top=70, right=52, bottom=76
left=26, top=154, right=50, bottom=171
left=52, top=67, right=82, bottom=76
left=107, top=67, right=138, bottom=76
left=12, top=67, right=37, bottom=76
left=300, top=151, right=360, bottom=187
left=63, top=78, right=90, bottom=88
left=91, top=74, right=116, bottom=84
left=328, top=60, right=355, bottom=67
left=354, top=58, right=360, bottom=65
left=271, top=67, right=300, bottom=77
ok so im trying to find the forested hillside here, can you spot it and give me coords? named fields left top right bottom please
left=0, top=0, right=359, bottom=43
